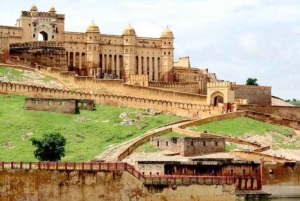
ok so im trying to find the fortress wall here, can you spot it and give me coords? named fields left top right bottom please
left=0, top=169, right=235, bottom=201
left=244, top=110, right=300, bottom=130
left=0, top=64, right=207, bottom=105
left=230, top=150, right=287, bottom=163
left=231, top=85, right=271, bottom=106
left=180, top=111, right=246, bottom=129
left=238, top=105, right=300, bottom=120
left=149, top=81, right=200, bottom=93
left=0, top=82, right=218, bottom=117
left=123, top=84, right=207, bottom=104
left=172, top=127, right=262, bottom=148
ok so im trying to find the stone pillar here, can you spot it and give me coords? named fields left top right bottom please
left=67, top=52, right=70, bottom=66
left=73, top=52, right=75, bottom=67
left=138, top=56, right=142, bottom=75
left=149, top=57, right=153, bottom=80
left=102, top=54, right=106, bottom=74
left=116, top=55, right=120, bottom=77
left=154, top=57, right=158, bottom=81
left=79, top=53, right=82, bottom=69
left=143, top=57, right=147, bottom=75
left=106, top=54, right=109, bottom=73
left=112, top=54, right=115, bottom=75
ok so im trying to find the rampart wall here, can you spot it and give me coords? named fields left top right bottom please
left=231, top=85, right=271, bottom=106
left=0, top=81, right=220, bottom=118
left=1, top=64, right=207, bottom=105
left=149, top=81, right=200, bottom=94
left=238, top=105, right=300, bottom=120
left=0, top=162, right=235, bottom=201
left=244, top=110, right=300, bottom=130
left=180, top=111, right=246, bottom=129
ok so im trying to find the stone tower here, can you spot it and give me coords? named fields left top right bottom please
left=122, top=25, right=136, bottom=82
left=86, top=21, right=100, bottom=77
left=16, top=5, right=65, bottom=42
left=160, top=28, right=174, bottom=81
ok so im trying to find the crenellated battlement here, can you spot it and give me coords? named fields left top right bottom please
left=10, top=41, right=64, bottom=48
left=231, top=84, right=271, bottom=90
left=207, top=81, right=231, bottom=88
left=20, top=11, right=65, bottom=19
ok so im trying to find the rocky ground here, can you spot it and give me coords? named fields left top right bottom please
left=0, top=68, right=65, bottom=89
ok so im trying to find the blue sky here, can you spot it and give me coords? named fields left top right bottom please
left=1, top=0, right=299, bottom=100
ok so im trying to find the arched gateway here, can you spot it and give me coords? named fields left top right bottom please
left=207, top=82, right=234, bottom=111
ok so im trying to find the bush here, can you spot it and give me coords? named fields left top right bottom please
left=30, top=132, right=66, bottom=161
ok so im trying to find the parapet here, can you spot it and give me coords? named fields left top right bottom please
left=207, top=81, right=231, bottom=88
left=231, top=84, right=271, bottom=90
left=21, top=11, right=65, bottom=19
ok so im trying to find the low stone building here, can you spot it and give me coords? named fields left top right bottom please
left=150, top=136, right=225, bottom=156
left=24, top=97, right=94, bottom=114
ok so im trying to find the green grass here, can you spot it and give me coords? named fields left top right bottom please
left=0, top=66, right=27, bottom=81
left=134, top=132, right=185, bottom=153
left=225, top=143, right=242, bottom=151
left=38, top=77, right=55, bottom=83
left=0, top=95, right=182, bottom=162
left=192, top=117, right=294, bottom=137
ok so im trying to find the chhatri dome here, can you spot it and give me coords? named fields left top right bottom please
left=86, top=21, right=100, bottom=33
left=161, top=27, right=174, bottom=38
left=122, top=25, right=136, bottom=35
left=30, top=4, right=38, bottom=12
left=49, top=6, right=56, bottom=13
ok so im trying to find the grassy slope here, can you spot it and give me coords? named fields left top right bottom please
left=192, top=117, right=296, bottom=149
left=192, top=117, right=294, bottom=137
left=0, top=66, right=55, bottom=83
left=0, top=95, right=182, bottom=162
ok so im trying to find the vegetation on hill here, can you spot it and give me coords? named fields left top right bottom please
left=286, top=98, right=300, bottom=106
left=191, top=117, right=297, bottom=149
left=30, top=132, right=67, bottom=161
left=0, top=95, right=182, bottom=162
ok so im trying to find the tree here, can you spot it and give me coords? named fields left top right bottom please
left=30, top=132, right=66, bottom=161
left=246, top=78, right=259, bottom=86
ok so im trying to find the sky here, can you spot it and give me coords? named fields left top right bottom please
left=0, top=0, right=299, bottom=100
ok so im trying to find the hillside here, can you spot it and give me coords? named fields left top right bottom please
left=191, top=117, right=299, bottom=150
left=0, top=95, right=182, bottom=162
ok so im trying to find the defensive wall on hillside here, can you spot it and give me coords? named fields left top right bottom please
left=149, top=81, right=200, bottom=93
left=0, top=63, right=208, bottom=104
left=238, top=104, right=300, bottom=120
left=244, top=110, right=300, bottom=130
left=0, top=81, right=221, bottom=118
left=231, top=85, right=272, bottom=106
left=0, top=161, right=235, bottom=201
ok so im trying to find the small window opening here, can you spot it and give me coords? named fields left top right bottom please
left=29, top=23, right=31, bottom=26
left=157, top=141, right=159, bottom=147
left=191, top=141, right=194, bottom=146
left=35, top=100, right=38, bottom=105
left=48, top=101, right=52, bottom=105
left=166, top=141, right=168, bottom=146
left=230, top=169, right=233, bottom=175
left=157, top=172, right=159, bottom=175
left=33, top=34, right=35, bottom=37
left=203, top=141, right=206, bottom=146
left=215, top=141, right=218, bottom=146
left=78, top=103, right=82, bottom=107
left=243, top=169, right=245, bottom=175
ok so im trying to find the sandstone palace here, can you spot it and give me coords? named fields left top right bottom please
left=0, top=5, right=275, bottom=113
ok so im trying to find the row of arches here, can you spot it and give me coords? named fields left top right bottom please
left=0, top=82, right=221, bottom=113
